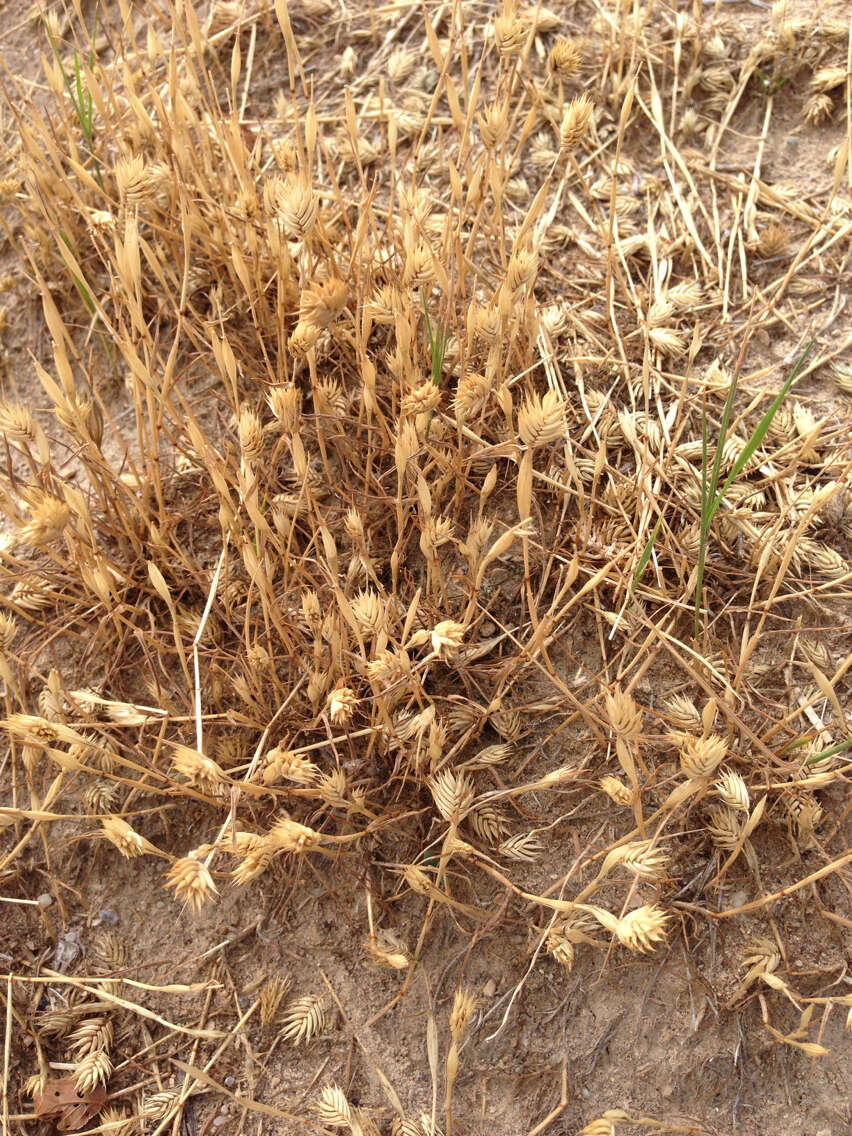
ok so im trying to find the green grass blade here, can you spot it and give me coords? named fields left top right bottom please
left=694, top=411, right=710, bottom=638
left=805, top=736, right=852, bottom=765
left=631, top=513, right=663, bottom=594
left=711, top=340, right=814, bottom=520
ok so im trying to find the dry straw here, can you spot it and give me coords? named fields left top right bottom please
left=0, top=0, right=850, bottom=1122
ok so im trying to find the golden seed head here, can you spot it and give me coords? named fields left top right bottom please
left=327, top=683, right=357, bottom=725
left=101, top=815, right=158, bottom=859
left=288, top=320, right=321, bottom=357
left=238, top=405, right=264, bottom=462
left=680, top=734, right=727, bottom=779
left=19, top=493, right=70, bottom=548
left=271, top=175, right=319, bottom=239
left=314, top=1083, right=351, bottom=1127
left=548, top=37, right=581, bottom=79
left=165, top=855, right=218, bottom=912
left=267, top=384, right=301, bottom=434
left=494, top=13, right=526, bottom=58
left=74, top=1049, right=112, bottom=1095
left=613, top=905, right=670, bottom=952
left=505, top=247, right=538, bottom=293
left=605, top=686, right=643, bottom=741
left=755, top=222, right=791, bottom=259
left=402, top=379, right=442, bottom=417
left=803, top=92, right=834, bottom=126
left=430, top=619, right=465, bottom=660
left=705, top=804, right=743, bottom=850
left=268, top=815, right=322, bottom=855
left=560, top=93, right=594, bottom=151
left=478, top=101, right=510, bottom=150
left=429, top=768, right=475, bottom=822
left=259, top=974, right=292, bottom=1025
left=280, top=994, right=327, bottom=1045
left=449, top=986, right=477, bottom=1037
left=518, top=388, right=566, bottom=448
left=599, top=775, right=632, bottom=806
left=114, top=154, right=155, bottom=205
left=171, top=744, right=226, bottom=795
left=714, top=768, right=750, bottom=813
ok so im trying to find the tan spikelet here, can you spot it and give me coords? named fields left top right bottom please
left=280, top=994, right=327, bottom=1044
left=166, top=855, right=218, bottom=912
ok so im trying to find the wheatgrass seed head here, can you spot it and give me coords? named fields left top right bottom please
left=680, top=734, right=727, bottom=779
left=494, top=12, right=525, bottom=58
left=599, top=775, right=632, bottom=806
left=549, top=38, right=581, bottom=80
left=560, top=93, right=594, bottom=152
left=74, top=1049, right=112, bottom=1095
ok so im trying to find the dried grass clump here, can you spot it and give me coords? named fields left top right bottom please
left=1, top=0, right=851, bottom=1126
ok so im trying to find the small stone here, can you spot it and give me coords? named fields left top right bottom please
left=482, top=978, right=497, bottom=999
left=36, top=893, right=53, bottom=908
left=213, top=1116, right=227, bottom=1127
left=224, top=1076, right=235, bottom=1088
left=98, top=909, right=119, bottom=925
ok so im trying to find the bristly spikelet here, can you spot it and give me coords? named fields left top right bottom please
left=596, top=905, right=670, bottom=953
left=262, top=747, right=320, bottom=785
left=238, top=405, right=264, bottom=462
left=803, top=92, right=834, bottom=125
left=560, top=93, right=594, bottom=151
left=498, top=831, right=543, bottom=861
left=599, top=776, right=632, bottom=806
left=314, top=1083, right=352, bottom=1127
left=101, top=815, right=158, bottom=858
left=518, top=389, right=566, bottom=448
left=429, top=769, right=475, bottom=823
left=493, top=10, right=525, bottom=58
left=548, top=38, right=581, bottom=79
left=449, top=987, right=477, bottom=1038
left=327, top=684, right=357, bottom=725
left=74, top=1049, right=112, bottom=1095
left=478, top=101, right=509, bottom=150
left=605, top=687, right=642, bottom=740
left=664, top=693, right=702, bottom=731
left=259, top=974, right=292, bottom=1025
left=714, top=769, right=749, bottom=813
left=755, top=222, right=791, bottom=258
left=270, top=175, right=318, bottom=239
left=403, top=380, right=442, bottom=417
left=680, top=735, right=727, bottom=779
left=429, top=620, right=465, bottom=660
left=165, top=855, right=218, bottom=912
left=705, top=804, right=743, bottom=850
left=170, top=744, right=226, bottom=796
left=280, top=994, right=327, bottom=1045
left=468, top=803, right=505, bottom=845
left=18, top=492, right=70, bottom=548
left=68, top=1016, right=114, bottom=1058
left=141, top=1089, right=180, bottom=1120
left=96, top=1106, right=133, bottom=1136
left=810, top=65, right=847, bottom=93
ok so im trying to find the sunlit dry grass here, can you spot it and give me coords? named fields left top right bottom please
left=0, top=0, right=850, bottom=1132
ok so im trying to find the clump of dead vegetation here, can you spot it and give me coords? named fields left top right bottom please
left=0, top=0, right=850, bottom=1132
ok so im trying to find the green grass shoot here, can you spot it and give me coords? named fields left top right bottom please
left=694, top=340, right=815, bottom=639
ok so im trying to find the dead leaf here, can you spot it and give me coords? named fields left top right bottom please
left=34, top=1077, right=106, bottom=1132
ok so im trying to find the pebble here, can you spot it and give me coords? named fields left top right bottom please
left=224, top=1076, right=236, bottom=1088
left=36, top=893, right=53, bottom=908
left=213, top=1116, right=227, bottom=1127
left=98, top=909, right=119, bottom=925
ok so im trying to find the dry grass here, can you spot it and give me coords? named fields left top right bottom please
left=0, top=0, right=850, bottom=1132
